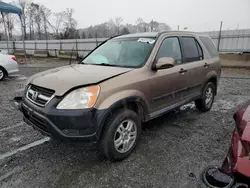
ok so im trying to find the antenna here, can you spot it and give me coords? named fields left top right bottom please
left=69, top=45, right=75, bottom=65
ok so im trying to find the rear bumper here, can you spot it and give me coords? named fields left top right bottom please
left=8, top=68, right=19, bottom=76
left=4, top=60, right=19, bottom=76
left=14, top=96, right=107, bottom=142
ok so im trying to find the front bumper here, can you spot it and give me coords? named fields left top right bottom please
left=14, top=96, right=107, bottom=142
left=222, top=126, right=250, bottom=179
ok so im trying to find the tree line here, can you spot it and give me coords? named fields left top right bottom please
left=0, top=0, right=171, bottom=41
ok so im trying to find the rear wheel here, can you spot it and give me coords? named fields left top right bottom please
left=195, top=82, right=215, bottom=112
left=0, top=67, right=6, bottom=81
left=99, top=109, right=141, bottom=161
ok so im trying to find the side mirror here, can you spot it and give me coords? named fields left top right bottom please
left=155, top=57, right=175, bottom=70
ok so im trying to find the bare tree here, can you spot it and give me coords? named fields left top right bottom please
left=64, top=8, right=77, bottom=29
left=114, top=17, right=123, bottom=34
left=0, top=15, right=5, bottom=40
left=40, top=5, right=51, bottom=40
left=5, top=13, right=15, bottom=39
left=135, top=17, right=147, bottom=32
left=29, top=3, right=43, bottom=39
left=14, top=0, right=29, bottom=39
left=81, top=18, right=171, bottom=38
left=120, top=27, right=130, bottom=35
left=27, top=3, right=36, bottom=39
left=135, top=17, right=143, bottom=25
left=81, top=31, right=86, bottom=39
left=156, top=23, right=171, bottom=31
left=49, top=11, right=66, bottom=38
left=0, top=13, right=15, bottom=40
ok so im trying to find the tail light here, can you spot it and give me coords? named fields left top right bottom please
left=11, top=56, right=17, bottom=61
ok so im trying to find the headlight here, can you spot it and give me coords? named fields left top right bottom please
left=57, top=86, right=100, bottom=109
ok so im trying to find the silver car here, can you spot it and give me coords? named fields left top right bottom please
left=0, top=52, right=19, bottom=81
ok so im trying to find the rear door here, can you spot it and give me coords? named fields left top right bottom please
left=148, top=37, right=189, bottom=115
left=199, top=36, right=221, bottom=78
left=179, top=36, right=206, bottom=98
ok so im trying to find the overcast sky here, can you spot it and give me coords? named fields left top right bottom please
left=6, top=0, right=250, bottom=31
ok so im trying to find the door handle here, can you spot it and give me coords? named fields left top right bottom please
left=204, top=63, right=210, bottom=68
left=179, top=68, right=187, bottom=74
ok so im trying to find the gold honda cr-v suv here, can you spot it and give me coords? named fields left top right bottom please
left=14, top=31, right=221, bottom=161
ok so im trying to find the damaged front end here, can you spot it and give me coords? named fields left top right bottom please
left=202, top=100, right=250, bottom=187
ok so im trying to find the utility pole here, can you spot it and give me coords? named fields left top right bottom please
left=217, top=21, right=223, bottom=52
left=177, top=25, right=179, bottom=31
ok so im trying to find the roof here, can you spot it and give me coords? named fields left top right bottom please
left=0, top=1, right=22, bottom=15
left=114, top=31, right=207, bottom=39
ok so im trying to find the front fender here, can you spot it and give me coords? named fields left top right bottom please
left=94, top=90, right=150, bottom=140
left=97, top=89, right=149, bottom=111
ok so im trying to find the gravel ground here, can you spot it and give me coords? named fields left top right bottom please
left=0, top=64, right=250, bottom=188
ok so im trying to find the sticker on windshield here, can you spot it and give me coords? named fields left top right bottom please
left=137, top=38, right=155, bottom=44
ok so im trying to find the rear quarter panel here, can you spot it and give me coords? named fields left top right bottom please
left=0, top=53, right=9, bottom=67
left=0, top=53, right=18, bottom=73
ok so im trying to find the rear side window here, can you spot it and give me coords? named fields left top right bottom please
left=181, top=37, right=201, bottom=63
left=199, top=36, right=218, bottom=57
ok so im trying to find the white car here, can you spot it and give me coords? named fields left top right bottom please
left=0, top=52, right=19, bottom=81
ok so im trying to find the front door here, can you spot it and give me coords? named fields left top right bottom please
left=147, top=37, right=189, bottom=116
left=179, top=36, right=206, bottom=98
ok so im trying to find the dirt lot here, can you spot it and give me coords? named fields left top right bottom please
left=1, top=62, right=250, bottom=188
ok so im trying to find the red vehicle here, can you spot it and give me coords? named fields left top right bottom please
left=202, top=100, right=250, bottom=188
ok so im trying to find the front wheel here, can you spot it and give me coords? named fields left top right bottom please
left=195, top=82, right=216, bottom=112
left=99, top=109, right=141, bottom=161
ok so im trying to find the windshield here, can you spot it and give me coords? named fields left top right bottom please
left=82, top=38, right=155, bottom=68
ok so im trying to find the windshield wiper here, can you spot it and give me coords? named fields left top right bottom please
left=98, top=63, right=118, bottom=67
left=82, top=63, right=119, bottom=67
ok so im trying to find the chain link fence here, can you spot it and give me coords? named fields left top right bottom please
left=0, top=29, right=250, bottom=58
left=201, top=28, right=250, bottom=53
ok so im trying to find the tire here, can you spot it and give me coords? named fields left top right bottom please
left=195, top=82, right=215, bottom=112
left=99, top=109, right=141, bottom=161
left=0, top=67, right=6, bottom=81
left=201, top=166, right=235, bottom=188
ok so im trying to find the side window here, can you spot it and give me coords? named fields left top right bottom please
left=156, top=37, right=182, bottom=65
left=196, top=40, right=204, bottom=60
left=199, top=36, right=218, bottom=57
left=181, top=37, right=200, bottom=63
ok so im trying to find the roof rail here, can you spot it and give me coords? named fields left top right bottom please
left=158, top=30, right=196, bottom=35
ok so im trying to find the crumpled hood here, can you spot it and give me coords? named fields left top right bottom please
left=27, top=64, right=132, bottom=96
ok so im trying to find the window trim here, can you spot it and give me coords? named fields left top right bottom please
left=152, top=36, right=184, bottom=69
left=180, top=36, right=204, bottom=63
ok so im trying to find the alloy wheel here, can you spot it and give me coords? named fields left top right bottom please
left=205, top=87, right=214, bottom=108
left=114, top=119, right=137, bottom=153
